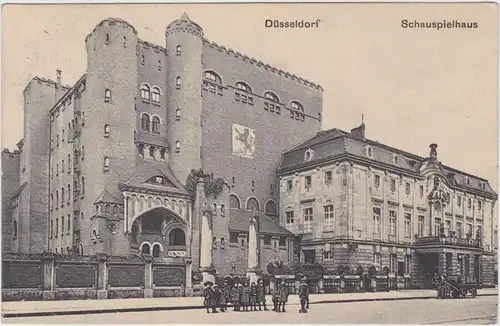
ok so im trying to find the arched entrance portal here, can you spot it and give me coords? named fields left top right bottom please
left=130, top=206, right=190, bottom=258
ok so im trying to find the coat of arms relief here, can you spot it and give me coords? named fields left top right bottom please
left=232, top=124, right=256, bottom=159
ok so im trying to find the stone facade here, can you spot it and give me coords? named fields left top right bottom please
left=3, top=14, right=320, bottom=293
left=278, top=124, right=497, bottom=288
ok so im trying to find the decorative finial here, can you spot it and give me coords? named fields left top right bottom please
left=361, top=113, right=364, bottom=124
left=429, top=143, right=438, bottom=160
left=180, top=12, right=191, bottom=21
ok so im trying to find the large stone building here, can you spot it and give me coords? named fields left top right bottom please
left=2, top=14, right=322, bottom=289
left=277, top=124, right=498, bottom=289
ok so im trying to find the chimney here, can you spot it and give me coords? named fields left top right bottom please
left=56, top=69, right=62, bottom=88
left=350, top=123, right=366, bottom=141
left=429, top=143, right=438, bottom=161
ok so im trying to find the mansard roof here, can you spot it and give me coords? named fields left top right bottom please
left=278, top=125, right=497, bottom=199
left=229, top=210, right=293, bottom=236
left=119, top=161, right=189, bottom=197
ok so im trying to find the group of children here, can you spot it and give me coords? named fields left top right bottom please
left=203, top=277, right=311, bottom=314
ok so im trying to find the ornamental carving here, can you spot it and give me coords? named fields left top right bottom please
left=428, top=176, right=450, bottom=208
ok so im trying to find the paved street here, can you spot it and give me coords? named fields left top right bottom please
left=4, top=295, right=497, bottom=324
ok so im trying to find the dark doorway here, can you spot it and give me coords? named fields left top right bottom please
left=397, top=262, right=404, bottom=277
left=474, top=255, right=480, bottom=283
left=303, top=250, right=315, bottom=264
left=419, top=253, right=439, bottom=288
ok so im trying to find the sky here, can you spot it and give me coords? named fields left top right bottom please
left=1, top=3, right=498, bottom=194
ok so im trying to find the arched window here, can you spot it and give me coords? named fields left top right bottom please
left=246, top=197, right=260, bottom=211
left=151, top=87, right=161, bottom=102
left=12, top=221, right=17, bottom=239
left=176, top=109, right=181, bottom=121
left=176, top=45, right=182, bottom=55
left=235, top=81, right=252, bottom=93
left=104, top=124, right=110, bottom=137
left=169, top=228, right=186, bottom=246
left=175, top=141, right=180, bottom=152
left=152, top=116, right=160, bottom=134
left=176, top=77, right=181, bottom=89
left=221, top=204, right=226, bottom=216
left=152, top=244, right=161, bottom=258
left=123, top=36, right=127, bottom=47
left=67, top=184, right=71, bottom=202
left=141, top=243, right=151, bottom=255
left=56, top=190, right=59, bottom=207
left=140, top=84, right=150, bottom=99
left=264, top=91, right=279, bottom=103
left=204, top=71, right=222, bottom=84
left=61, top=187, right=65, bottom=205
left=68, top=154, right=71, bottom=171
left=62, top=129, right=65, bottom=143
left=141, top=55, right=145, bottom=65
left=79, top=243, right=84, bottom=256
left=290, top=101, right=305, bottom=121
left=105, top=33, right=110, bottom=44
left=230, top=194, right=240, bottom=209
left=141, top=113, right=150, bottom=131
left=265, top=200, right=278, bottom=216
left=104, top=89, right=111, bottom=102
left=131, top=222, right=139, bottom=244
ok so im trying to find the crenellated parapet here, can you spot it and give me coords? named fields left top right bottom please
left=203, top=39, right=323, bottom=91
left=138, top=39, right=166, bottom=53
left=85, top=17, right=137, bottom=43
left=165, top=13, right=203, bottom=38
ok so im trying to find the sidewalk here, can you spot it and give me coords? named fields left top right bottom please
left=2, top=288, right=497, bottom=318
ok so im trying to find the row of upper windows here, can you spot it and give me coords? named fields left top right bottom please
left=365, top=146, right=487, bottom=190
left=140, top=83, right=162, bottom=102
left=50, top=176, right=85, bottom=210
left=51, top=148, right=84, bottom=179
left=203, top=70, right=307, bottom=120
left=228, top=194, right=278, bottom=216
left=228, top=232, right=287, bottom=247
left=140, top=113, right=162, bottom=133
left=285, top=172, right=485, bottom=211
left=49, top=214, right=72, bottom=238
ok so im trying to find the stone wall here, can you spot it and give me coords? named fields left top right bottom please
left=2, top=253, right=190, bottom=301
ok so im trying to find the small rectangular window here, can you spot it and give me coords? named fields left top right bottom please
left=325, top=170, right=333, bottom=183
left=305, top=175, right=312, bottom=188
left=229, top=232, right=238, bottom=243
left=264, top=235, right=271, bottom=245
left=286, top=180, right=293, bottom=191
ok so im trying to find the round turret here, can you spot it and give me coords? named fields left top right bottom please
left=165, top=13, right=204, bottom=184
left=82, top=18, right=139, bottom=255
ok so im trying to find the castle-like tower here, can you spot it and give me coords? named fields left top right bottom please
left=5, top=13, right=323, bottom=293
left=166, top=13, right=204, bottom=184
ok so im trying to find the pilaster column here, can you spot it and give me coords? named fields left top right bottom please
left=185, top=260, right=193, bottom=296
left=42, top=253, right=55, bottom=300
left=96, top=252, right=108, bottom=299
left=200, top=212, right=213, bottom=269
left=247, top=214, right=260, bottom=284
left=144, top=255, right=153, bottom=298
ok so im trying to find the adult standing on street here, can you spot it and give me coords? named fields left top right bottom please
left=298, top=277, right=310, bottom=313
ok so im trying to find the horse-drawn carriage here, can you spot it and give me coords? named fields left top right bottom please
left=435, top=275, right=481, bottom=299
